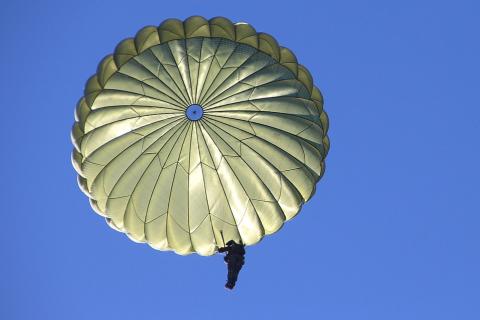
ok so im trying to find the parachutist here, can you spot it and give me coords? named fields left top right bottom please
left=218, top=240, right=245, bottom=290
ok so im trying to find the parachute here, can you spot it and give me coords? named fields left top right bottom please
left=71, top=16, right=329, bottom=255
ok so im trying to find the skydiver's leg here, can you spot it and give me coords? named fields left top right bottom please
left=224, top=256, right=234, bottom=289
left=226, top=256, right=243, bottom=289
left=226, top=262, right=235, bottom=288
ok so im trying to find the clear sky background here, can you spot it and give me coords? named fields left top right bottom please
left=1, top=1, right=479, bottom=319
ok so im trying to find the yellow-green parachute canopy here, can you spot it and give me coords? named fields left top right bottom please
left=71, top=16, right=330, bottom=255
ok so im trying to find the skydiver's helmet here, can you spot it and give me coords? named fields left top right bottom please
left=226, top=240, right=236, bottom=246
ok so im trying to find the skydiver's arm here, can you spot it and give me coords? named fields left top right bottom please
left=218, top=247, right=228, bottom=253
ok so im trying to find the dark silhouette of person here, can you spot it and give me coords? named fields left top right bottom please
left=218, top=240, right=245, bottom=289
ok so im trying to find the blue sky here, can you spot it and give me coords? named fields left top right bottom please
left=1, top=0, right=479, bottom=319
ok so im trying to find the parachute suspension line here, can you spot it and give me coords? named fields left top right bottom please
left=220, top=230, right=226, bottom=247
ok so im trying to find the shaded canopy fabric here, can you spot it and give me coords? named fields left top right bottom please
left=71, top=16, right=329, bottom=255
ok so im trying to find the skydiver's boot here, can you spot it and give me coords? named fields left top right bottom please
left=225, top=281, right=234, bottom=290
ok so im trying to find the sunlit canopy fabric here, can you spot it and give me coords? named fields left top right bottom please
left=71, top=16, right=330, bottom=255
